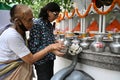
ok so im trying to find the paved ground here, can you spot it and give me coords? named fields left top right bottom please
left=32, top=56, right=66, bottom=80
left=32, top=66, right=37, bottom=80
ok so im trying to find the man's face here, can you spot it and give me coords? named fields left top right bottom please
left=20, top=10, right=33, bottom=31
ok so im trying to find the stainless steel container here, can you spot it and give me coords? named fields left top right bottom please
left=58, top=34, right=65, bottom=42
left=58, top=34, right=71, bottom=53
left=109, top=35, right=120, bottom=54
left=80, top=38, right=90, bottom=50
left=64, top=37, right=71, bottom=47
left=68, top=36, right=81, bottom=55
left=90, top=34, right=105, bottom=52
left=61, top=37, right=72, bottom=53
left=71, top=36, right=80, bottom=45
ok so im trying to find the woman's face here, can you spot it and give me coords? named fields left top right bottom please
left=48, top=10, right=59, bottom=22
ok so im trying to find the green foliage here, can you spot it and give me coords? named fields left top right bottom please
left=0, top=0, right=73, bottom=18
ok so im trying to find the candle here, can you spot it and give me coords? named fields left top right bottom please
left=83, top=18, right=86, bottom=33
left=99, top=15, right=102, bottom=33
left=69, top=19, right=72, bottom=32
left=81, top=18, right=83, bottom=32
left=102, top=15, right=106, bottom=33
left=61, top=20, right=64, bottom=32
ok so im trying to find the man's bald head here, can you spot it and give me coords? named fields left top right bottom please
left=10, top=4, right=32, bottom=23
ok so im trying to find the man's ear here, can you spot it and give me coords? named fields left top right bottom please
left=14, top=18, right=22, bottom=25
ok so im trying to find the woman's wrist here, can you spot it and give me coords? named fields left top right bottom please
left=46, top=44, right=53, bottom=52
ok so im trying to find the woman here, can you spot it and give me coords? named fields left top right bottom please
left=0, top=4, right=64, bottom=80
left=29, top=2, right=63, bottom=80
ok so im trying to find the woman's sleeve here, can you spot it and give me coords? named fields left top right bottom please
left=28, top=23, right=42, bottom=53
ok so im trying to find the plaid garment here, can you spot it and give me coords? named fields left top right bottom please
left=29, top=18, right=56, bottom=65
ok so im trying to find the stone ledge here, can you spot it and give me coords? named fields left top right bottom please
left=80, top=50, right=120, bottom=65
left=63, top=48, right=120, bottom=71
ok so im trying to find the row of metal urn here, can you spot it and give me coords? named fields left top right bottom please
left=90, top=34, right=120, bottom=54
left=56, top=33, right=120, bottom=54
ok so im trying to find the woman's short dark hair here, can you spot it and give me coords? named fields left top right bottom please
left=38, top=2, right=61, bottom=19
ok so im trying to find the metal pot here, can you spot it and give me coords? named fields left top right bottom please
left=58, top=34, right=72, bottom=53
left=64, top=37, right=71, bottom=47
left=80, top=38, right=90, bottom=50
left=58, top=34, right=65, bottom=42
left=90, top=34, right=105, bottom=52
left=61, top=37, right=72, bottom=53
left=109, top=35, right=120, bottom=54
left=68, top=36, right=81, bottom=55
left=71, top=36, right=80, bottom=45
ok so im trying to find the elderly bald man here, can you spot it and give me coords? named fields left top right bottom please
left=0, top=4, right=65, bottom=80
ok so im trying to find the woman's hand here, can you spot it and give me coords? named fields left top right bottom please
left=55, top=40, right=64, bottom=44
left=52, top=50, right=65, bottom=57
left=49, top=42, right=65, bottom=51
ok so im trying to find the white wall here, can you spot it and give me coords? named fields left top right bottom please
left=0, top=10, right=11, bottom=34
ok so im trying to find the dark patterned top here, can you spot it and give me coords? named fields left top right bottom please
left=29, top=18, right=55, bottom=65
